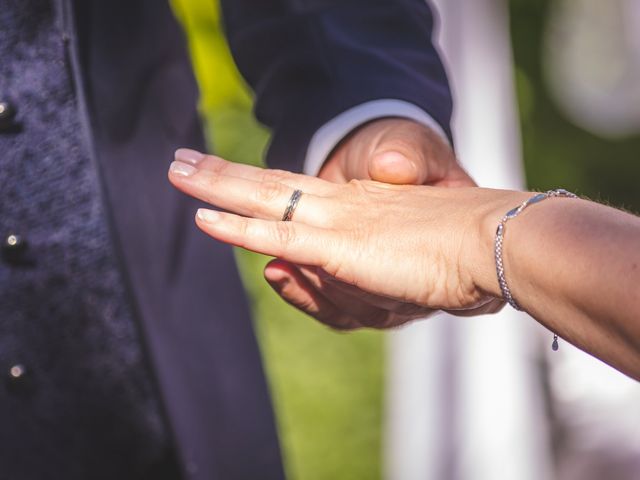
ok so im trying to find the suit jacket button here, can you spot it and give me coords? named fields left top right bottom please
left=2, top=234, right=29, bottom=264
left=6, top=363, right=34, bottom=394
left=9, top=364, right=27, bottom=381
left=0, top=101, right=17, bottom=130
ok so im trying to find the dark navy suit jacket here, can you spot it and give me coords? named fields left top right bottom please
left=66, top=0, right=452, bottom=478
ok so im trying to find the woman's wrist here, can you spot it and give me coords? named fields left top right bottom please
left=466, top=189, right=534, bottom=302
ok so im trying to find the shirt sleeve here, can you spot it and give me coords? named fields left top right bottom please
left=303, top=99, right=451, bottom=176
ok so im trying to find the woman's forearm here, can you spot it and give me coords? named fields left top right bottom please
left=476, top=196, right=640, bottom=379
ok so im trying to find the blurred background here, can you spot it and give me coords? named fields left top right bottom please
left=171, top=0, right=640, bottom=479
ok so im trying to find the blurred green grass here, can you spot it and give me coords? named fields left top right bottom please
left=171, top=2, right=384, bottom=479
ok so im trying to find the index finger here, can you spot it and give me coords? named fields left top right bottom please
left=175, top=149, right=339, bottom=196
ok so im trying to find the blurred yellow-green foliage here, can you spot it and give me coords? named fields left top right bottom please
left=171, top=1, right=384, bottom=480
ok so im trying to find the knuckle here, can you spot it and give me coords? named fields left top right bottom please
left=196, top=157, right=234, bottom=188
left=260, top=169, right=289, bottom=183
left=203, top=168, right=224, bottom=190
left=272, top=222, right=294, bottom=247
left=346, top=178, right=366, bottom=190
left=345, top=178, right=377, bottom=197
left=252, top=181, right=286, bottom=205
left=208, top=156, right=229, bottom=175
left=235, top=216, right=250, bottom=239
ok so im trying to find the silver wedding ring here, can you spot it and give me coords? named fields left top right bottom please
left=282, top=189, right=303, bottom=221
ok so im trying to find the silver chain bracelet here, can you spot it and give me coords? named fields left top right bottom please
left=494, top=188, right=578, bottom=351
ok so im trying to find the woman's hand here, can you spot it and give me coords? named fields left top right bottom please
left=168, top=151, right=519, bottom=329
left=168, top=151, right=640, bottom=377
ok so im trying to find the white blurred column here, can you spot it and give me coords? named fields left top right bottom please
left=384, top=1, right=554, bottom=479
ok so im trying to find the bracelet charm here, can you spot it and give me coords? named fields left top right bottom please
left=494, top=188, right=577, bottom=350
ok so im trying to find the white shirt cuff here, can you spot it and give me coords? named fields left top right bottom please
left=303, top=99, right=450, bottom=176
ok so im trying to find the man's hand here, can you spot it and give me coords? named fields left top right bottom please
left=316, top=117, right=474, bottom=187
left=264, top=118, right=485, bottom=330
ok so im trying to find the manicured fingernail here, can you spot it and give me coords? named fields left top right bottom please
left=170, top=160, right=198, bottom=177
left=196, top=209, right=220, bottom=223
left=175, top=148, right=205, bottom=165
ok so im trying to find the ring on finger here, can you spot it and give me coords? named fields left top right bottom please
left=282, top=189, right=303, bottom=221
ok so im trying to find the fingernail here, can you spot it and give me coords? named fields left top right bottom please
left=196, top=209, right=220, bottom=223
left=175, top=148, right=205, bottom=165
left=373, top=150, right=413, bottom=168
left=170, top=160, right=198, bottom=177
left=371, top=150, right=419, bottom=184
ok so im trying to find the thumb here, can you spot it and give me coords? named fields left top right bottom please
left=367, top=119, right=445, bottom=185
left=368, top=149, right=424, bottom=185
